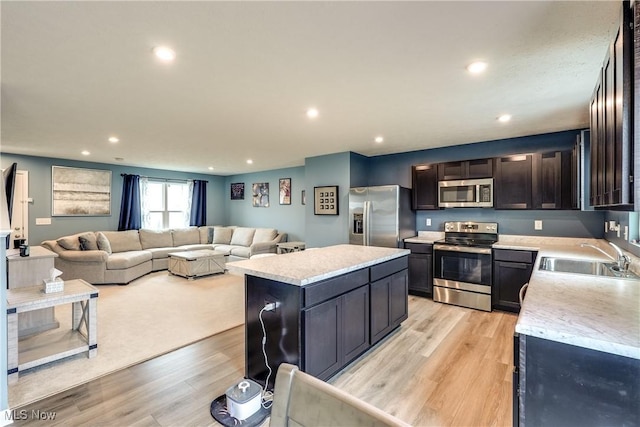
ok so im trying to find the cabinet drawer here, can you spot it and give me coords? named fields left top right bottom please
left=304, top=268, right=369, bottom=308
left=370, top=256, right=408, bottom=282
left=494, top=249, right=535, bottom=264
left=404, top=242, right=433, bottom=254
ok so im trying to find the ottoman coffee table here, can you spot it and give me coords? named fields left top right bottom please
left=168, top=249, right=227, bottom=280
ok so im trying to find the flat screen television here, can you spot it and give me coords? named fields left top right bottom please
left=3, top=162, right=17, bottom=249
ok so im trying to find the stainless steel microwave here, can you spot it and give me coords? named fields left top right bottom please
left=438, top=178, right=493, bottom=208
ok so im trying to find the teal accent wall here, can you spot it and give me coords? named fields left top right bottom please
left=349, top=152, right=370, bottom=188
left=224, top=167, right=306, bottom=242
left=304, top=152, right=351, bottom=247
left=0, top=153, right=226, bottom=245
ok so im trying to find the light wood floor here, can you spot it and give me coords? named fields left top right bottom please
left=9, top=296, right=517, bottom=426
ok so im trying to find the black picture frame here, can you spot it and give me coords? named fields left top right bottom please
left=314, top=185, right=339, bottom=215
left=231, top=183, right=244, bottom=200
left=279, top=178, right=291, bottom=205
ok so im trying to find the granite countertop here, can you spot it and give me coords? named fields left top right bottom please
left=504, top=235, right=640, bottom=360
left=227, top=244, right=410, bottom=286
left=403, top=231, right=443, bottom=244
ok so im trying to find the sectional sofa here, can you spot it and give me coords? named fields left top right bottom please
left=41, top=226, right=286, bottom=285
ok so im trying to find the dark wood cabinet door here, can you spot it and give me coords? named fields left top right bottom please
left=533, top=152, right=562, bottom=209
left=590, top=76, right=602, bottom=207
left=412, top=164, right=439, bottom=210
left=438, top=158, right=492, bottom=180
left=303, top=298, right=341, bottom=379
left=389, top=270, right=408, bottom=326
left=494, top=154, right=533, bottom=209
left=408, top=252, right=432, bottom=296
left=342, top=285, right=370, bottom=363
left=492, top=260, right=533, bottom=313
left=370, top=277, right=391, bottom=344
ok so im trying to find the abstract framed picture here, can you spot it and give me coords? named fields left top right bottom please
left=231, top=182, right=245, bottom=200
left=279, top=178, right=291, bottom=205
left=252, top=182, right=269, bottom=207
left=314, top=185, right=339, bottom=215
left=52, top=166, right=112, bottom=216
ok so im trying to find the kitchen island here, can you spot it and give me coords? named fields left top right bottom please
left=227, top=244, right=410, bottom=389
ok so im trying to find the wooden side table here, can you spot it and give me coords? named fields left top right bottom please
left=6, top=279, right=99, bottom=383
left=277, top=242, right=306, bottom=254
left=7, top=245, right=60, bottom=338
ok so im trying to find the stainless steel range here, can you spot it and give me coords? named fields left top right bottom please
left=433, top=221, right=498, bottom=312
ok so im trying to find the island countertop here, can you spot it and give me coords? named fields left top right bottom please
left=227, top=244, right=410, bottom=286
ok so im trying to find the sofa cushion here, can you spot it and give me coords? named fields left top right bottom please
left=101, top=230, right=142, bottom=253
left=213, top=227, right=233, bottom=244
left=253, top=228, right=277, bottom=244
left=106, top=251, right=152, bottom=270
left=139, top=229, right=173, bottom=249
left=79, top=232, right=99, bottom=251
left=199, top=226, right=213, bottom=244
left=230, top=246, right=251, bottom=258
left=230, top=227, right=256, bottom=247
left=210, top=244, right=232, bottom=255
left=172, top=228, right=200, bottom=246
left=57, top=234, right=82, bottom=251
left=147, top=247, right=186, bottom=259
left=96, top=232, right=112, bottom=254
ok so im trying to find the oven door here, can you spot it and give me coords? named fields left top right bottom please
left=433, top=244, right=492, bottom=292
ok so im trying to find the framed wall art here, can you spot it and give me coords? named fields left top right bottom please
left=279, top=178, right=291, bottom=205
left=252, top=182, right=269, bottom=207
left=231, top=182, right=245, bottom=200
left=314, top=185, right=339, bottom=215
left=52, top=166, right=112, bottom=216
left=301, top=190, right=306, bottom=205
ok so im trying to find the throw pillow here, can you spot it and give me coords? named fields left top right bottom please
left=230, top=227, right=256, bottom=247
left=78, top=232, right=99, bottom=251
left=96, top=232, right=112, bottom=255
left=208, top=227, right=214, bottom=244
left=212, top=227, right=233, bottom=245
left=57, top=235, right=81, bottom=251
left=252, top=228, right=277, bottom=244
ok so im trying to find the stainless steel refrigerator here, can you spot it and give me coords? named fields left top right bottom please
left=348, top=185, right=415, bottom=248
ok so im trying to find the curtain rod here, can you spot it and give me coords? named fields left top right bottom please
left=120, top=174, right=208, bottom=183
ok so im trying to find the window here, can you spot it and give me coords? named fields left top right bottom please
left=141, top=179, right=192, bottom=230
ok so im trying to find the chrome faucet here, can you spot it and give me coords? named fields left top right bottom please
left=608, top=242, right=631, bottom=273
left=580, top=242, right=615, bottom=261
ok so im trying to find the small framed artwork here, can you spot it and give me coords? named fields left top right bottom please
left=252, top=182, right=269, bottom=207
left=231, top=183, right=245, bottom=200
left=279, top=178, right=291, bottom=205
left=314, top=185, right=339, bottom=215
left=301, top=190, right=306, bottom=205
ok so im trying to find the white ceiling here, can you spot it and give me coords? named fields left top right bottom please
left=1, top=1, right=620, bottom=176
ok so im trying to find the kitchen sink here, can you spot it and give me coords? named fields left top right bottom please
left=538, top=256, right=639, bottom=280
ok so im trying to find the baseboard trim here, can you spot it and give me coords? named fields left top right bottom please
left=0, top=409, right=14, bottom=426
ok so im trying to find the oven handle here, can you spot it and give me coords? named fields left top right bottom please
left=433, top=244, right=492, bottom=255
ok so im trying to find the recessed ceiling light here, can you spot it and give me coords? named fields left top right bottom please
left=306, top=108, right=319, bottom=119
left=246, top=159, right=253, bottom=165
left=108, top=136, right=119, bottom=143
left=467, top=61, right=488, bottom=74
left=497, top=114, right=512, bottom=123
left=208, top=166, right=214, bottom=171
left=374, top=136, right=384, bottom=144
left=153, top=46, right=176, bottom=62
left=81, top=150, right=90, bottom=156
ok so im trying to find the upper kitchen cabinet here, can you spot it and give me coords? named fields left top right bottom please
left=438, top=158, right=493, bottom=181
left=532, top=149, right=578, bottom=210
left=589, top=2, right=635, bottom=209
left=412, top=164, right=439, bottom=210
left=494, top=154, right=533, bottom=209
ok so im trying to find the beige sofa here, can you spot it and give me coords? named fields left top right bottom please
left=41, top=226, right=286, bottom=285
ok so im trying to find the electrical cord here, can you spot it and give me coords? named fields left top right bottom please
left=258, top=306, right=274, bottom=409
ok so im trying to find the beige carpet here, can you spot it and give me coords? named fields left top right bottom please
left=8, top=271, right=245, bottom=408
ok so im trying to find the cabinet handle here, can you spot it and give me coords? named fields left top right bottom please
left=519, top=283, right=529, bottom=305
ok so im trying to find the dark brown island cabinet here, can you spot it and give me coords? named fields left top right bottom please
left=240, top=251, right=409, bottom=390
left=589, top=1, right=636, bottom=209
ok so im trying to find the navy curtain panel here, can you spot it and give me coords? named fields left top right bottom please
left=190, top=180, right=207, bottom=226
left=118, top=174, right=142, bottom=231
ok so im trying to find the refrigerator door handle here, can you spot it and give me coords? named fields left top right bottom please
left=363, top=201, right=371, bottom=246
